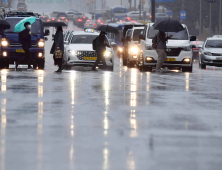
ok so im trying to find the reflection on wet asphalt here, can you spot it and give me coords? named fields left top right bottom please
left=1, top=24, right=222, bottom=170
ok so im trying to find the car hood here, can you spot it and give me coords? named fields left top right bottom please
left=204, top=48, right=222, bottom=53
left=146, top=39, right=190, bottom=47
left=3, top=33, right=43, bottom=44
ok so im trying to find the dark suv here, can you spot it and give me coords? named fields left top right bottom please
left=0, top=12, right=50, bottom=69
left=17, top=3, right=27, bottom=12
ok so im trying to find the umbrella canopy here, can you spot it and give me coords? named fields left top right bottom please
left=96, top=25, right=119, bottom=34
left=0, top=20, right=10, bottom=31
left=14, top=17, right=36, bottom=32
left=153, top=19, right=184, bottom=32
left=43, top=21, right=67, bottom=27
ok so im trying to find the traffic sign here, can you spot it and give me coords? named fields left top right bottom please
left=3, top=0, right=8, bottom=3
left=180, top=11, right=186, bottom=20
left=166, top=9, right=173, bottom=16
left=45, top=0, right=54, bottom=3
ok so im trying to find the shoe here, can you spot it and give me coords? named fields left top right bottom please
left=55, top=69, right=62, bottom=73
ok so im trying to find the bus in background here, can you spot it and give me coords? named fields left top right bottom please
left=110, top=7, right=127, bottom=20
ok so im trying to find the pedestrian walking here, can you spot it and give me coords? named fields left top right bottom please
left=19, top=22, right=32, bottom=70
left=154, top=31, right=172, bottom=72
left=50, top=26, right=64, bottom=73
left=92, top=31, right=110, bottom=71
left=92, top=14, right=95, bottom=20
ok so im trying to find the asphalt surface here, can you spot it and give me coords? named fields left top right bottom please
left=1, top=22, right=222, bottom=170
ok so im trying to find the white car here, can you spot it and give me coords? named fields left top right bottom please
left=63, top=30, right=115, bottom=71
left=199, top=37, right=222, bottom=69
left=126, top=26, right=144, bottom=67
left=138, top=23, right=196, bottom=72
left=66, top=11, right=75, bottom=19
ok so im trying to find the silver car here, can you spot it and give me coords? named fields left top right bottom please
left=199, top=37, right=222, bottom=69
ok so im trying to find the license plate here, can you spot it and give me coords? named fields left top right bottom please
left=83, top=57, right=97, bottom=60
left=216, top=57, right=222, bottom=60
left=166, top=58, right=175, bottom=61
left=16, top=49, right=25, bottom=53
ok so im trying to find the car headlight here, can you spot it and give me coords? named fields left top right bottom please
left=204, top=52, right=212, bottom=56
left=68, top=50, right=76, bottom=55
left=118, top=47, right=123, bottom=52
left=183, top=46, right=191, bottom=51
left=38, top=39, right=44, bottom=47
left=104, top=51, right=112, bottom=57
left=1, top=38, right=8, bottom=47
left=130, top=46, right=139, bottom=54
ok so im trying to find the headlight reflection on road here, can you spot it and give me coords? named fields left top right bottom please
left=127, top=150, right=136, bottom=170
left=70, top=71, right=76, bottom=106
left=130, top=110, right=137, bottom=138
left=103, top=148, right=109, bottom=170
left=37, top=70, right=44, bottom=98
left=130, top=69, right=137, bottom=107
left=1, top=98, right=7, bottom=170
left=1, top=69, right=7, bottom=92
left=185, top=73, right=190, bottom=92
left=103, top=72, right=110, bottom=136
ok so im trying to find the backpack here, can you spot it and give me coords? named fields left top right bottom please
left=152, top=34, right=160, bottom=49
left=92, top=37, right=97, bottom=51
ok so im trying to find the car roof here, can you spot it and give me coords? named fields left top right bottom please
left=207, top=37, right=222, bottom=40
left=132, top=26, right=144, bottom=30
left=72, top=31, right=100, bottom=35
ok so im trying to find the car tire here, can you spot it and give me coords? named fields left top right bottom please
left=33, top=63, right=38, bottom=69
left=106, top=65, right=113, bottom=71
left=38, top=60, right=45, bottom=70
left=199, top=62, right=206, bottom=69
left=146, top=66, right=152, bottom=72
left=182, top=66, right=192, bottom=72
left=2, top=60, right=9, bottom=69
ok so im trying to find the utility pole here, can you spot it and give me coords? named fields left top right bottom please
left=139, top=0, right=142, bottom=19
left=199, top=0, right=202, bottom=36
left=134, top=0, right=136, bottom=11
left=151, top=0, right=155, bottom=23
left=219, top=0, right=221, bottom=34
left=209, top=2, right=212, bottom=37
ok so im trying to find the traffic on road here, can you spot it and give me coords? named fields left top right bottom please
left=0, top=1, right=222, bottom=170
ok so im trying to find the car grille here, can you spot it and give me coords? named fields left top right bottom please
left=166, top=48, right=182, bottom=56
left=9, top=43, right=37, bottom=46
left=76, top=51, right=97, bottom=60
left=212, top=53, right=222, bottom=56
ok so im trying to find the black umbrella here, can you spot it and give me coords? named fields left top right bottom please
left=0, top=20, right=10, bottom=31
left=153, top=19, right=184, bottom=32
left=43, top=21, right=67, bottom=27
left=96, top=25, right=119, bottom=34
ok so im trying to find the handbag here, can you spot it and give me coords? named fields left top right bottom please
left=55, top=49, right=63, bottom=58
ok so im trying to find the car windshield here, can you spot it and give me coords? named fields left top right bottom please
left=4, top=18, right=43, bottom=34
left=18, top=3, right=26, bottom=7
left=205, top=40, right=222, bottom=48
left=58, top=13, right=67, bottom=17
left=75, top=13, right=82, bottom=15
left=114, top=8, right=126, bottom=13
left=147, top=26, right=188, bottom=40
left=71, top=35, right=98, bottom=44
left=133, top=29, right=143, bottom=40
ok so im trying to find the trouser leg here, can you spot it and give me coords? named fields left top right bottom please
left=156, top=49, right=167, bottom=70
left=25, top=48, right=31, bottom=68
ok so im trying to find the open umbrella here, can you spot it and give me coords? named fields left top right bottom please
left=43, top=21, right=67, bottom=27
left=14, top=17, right=36, bottom=32
left=153, top=19, right=184, bottom=32
left=0, top=20, right=10, bottom=31
left=96, top=25, right=119, bottom=34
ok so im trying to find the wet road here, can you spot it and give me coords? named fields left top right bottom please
left=1, top=23, right=222, bottom=170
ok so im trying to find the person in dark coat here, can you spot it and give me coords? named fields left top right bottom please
left=92, top=31, right=111, bottom=71
left=50, top=26, right=64, bottom=73
left=19, top=22, right=32, bottom=69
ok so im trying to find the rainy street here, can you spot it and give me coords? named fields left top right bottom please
left=0, top=23, right=222, bottom=170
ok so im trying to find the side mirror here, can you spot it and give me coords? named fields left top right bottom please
left=64, top=41, right=69, bottom=45
left=44, top=29, right=50, bottom=36
left=44, top=37, right=48, bottom=41
left=197, top=45, right=203, bottom=48
left=139, top=34, right=145, bottom=40
left=190, top=36, right=196, bottom=41
left=111, top=42, right=116, bottom=46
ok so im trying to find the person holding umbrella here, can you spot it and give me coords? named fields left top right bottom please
left=50, top=26, right=64, bottom=73
left=152, top=19, right=184, bottom=72
left=19, top=22, right=32, bottom=70
left=155, top=31, right=172, bottom=72
left=92, top=31, right=111, bottom=71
